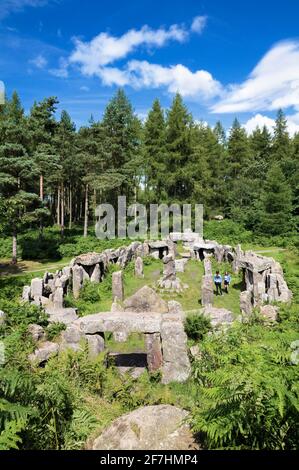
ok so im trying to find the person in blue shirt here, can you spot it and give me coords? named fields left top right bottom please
left=214, top=271, right=222, bottom=295
left=224, top=271, right=231, bottom=293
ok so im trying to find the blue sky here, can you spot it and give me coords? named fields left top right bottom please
left=1, top=0, right=299, bottom=134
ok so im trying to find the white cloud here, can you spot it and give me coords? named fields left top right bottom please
left=191, top=16, right=207, bottom=34
left=212, top=40, right=299, bottom=113
left=29, top=53, right=47, bottom=69
left=69, top=23, right=188, bottom=74
left=0, top=0, right=49, bottom=20
left=93, top=60, right=222, bottom=99
left=243, top=113, right=299, bottom=136
left=128, top=60, right=222, bottom=99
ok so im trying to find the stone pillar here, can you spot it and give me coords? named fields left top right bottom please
left=203, top=257, right=212, bottom=276
left=214, top=245, right=224, bottom=263
left=72, top=265, right=84, bottom=299
left=145, top=333, right=163, bottom=372
left=86, top=334, right=105, bottom=359
left=30, top=278, right=43, bottom=299
left=134, top=256, right=144, bottom=278
left=160, top=312, right=191, bottom=384
left=240, top=290, right=252, bottom=316
left=53, top=287, right=64, bottom=309
left=112, top=270, right=124, bottom=301
left=90, top=263, right=101, bottom=283
left=201, top=275, right=214, bottom=307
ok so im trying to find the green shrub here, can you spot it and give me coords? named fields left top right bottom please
left=184, top=313, right=212, bottom=341
left=80, top=281, right=100, bottom=303
left=46, top=322, right=66, bottom=341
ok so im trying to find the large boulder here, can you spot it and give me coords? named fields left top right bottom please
left=27, top=324, right=45, bottom=342
left=46, top=307, right=78, bottom=325
left=203, top=307, right=233, bottom=327
left=28, top=341, right=59, bottom=365
left=90, top=405, right=198, bottom=450
left=260, top=304, right=278, bottom=322
left=74, top=252, right=102, bottom=267
left=123, top=286, right=168, bottom=313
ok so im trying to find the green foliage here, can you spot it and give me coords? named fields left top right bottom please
left=46, top=322, right=66, bottom=341
left=191, top=320, right=299, bottom=449
left=184, top=313, right=212, bottom=341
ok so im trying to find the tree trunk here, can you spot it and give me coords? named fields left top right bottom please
left=57, top=185, right=61, bottom=226
left=61, top=183, right=65, bottom=237
left=12, top=226, right=17, bottom=265
left=83, top=184, right=89, bottom=238
left=39, top=174, right=44, bottom=201
left=69, top=185, right=72, bottom=229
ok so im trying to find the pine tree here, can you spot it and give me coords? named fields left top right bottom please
left=258, top=164, right=294, bottom=235
left=0, top=92, right=40, bottom=263
left=165, top=93, right=193, bottom=201
left=143, top=99, right=167, bottom=202
left=273, top=109, right=291, bottom=163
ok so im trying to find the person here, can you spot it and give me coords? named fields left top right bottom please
left=223, top=271, right=231, bottom=293
left=214, top=271, right=222, bottom=295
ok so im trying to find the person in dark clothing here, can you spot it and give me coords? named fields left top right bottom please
left=223, top=271, right=231, bottom=293
left=214, top=271, right=222, bottom=295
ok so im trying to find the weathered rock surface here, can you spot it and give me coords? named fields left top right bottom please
left=145, top=333, right=163, bottom=372
left=203, top=307, right=233, bottom=327
left=201, top=275, right=214, bottom=307
left=46, top=308, right=78, bottom=325
left=134, top=256, right=144, bottom=278
left=260, top=304, right=279, bottom=322
left=161, top=312, right=191, bottom=383
left=86, top=334, right=105, bottom=358
left=30, top=278, right=43, bottom=298
left=112, top=270, right=124, bottom=301
left=27, top=324, right=45, bottom=342
left=28, top=341, right=59, bottom=365
left=240, top=290, right=252, bottom=315
left=72, top=264, right=84, bottom=299
left=90, top=405, right=198, bottom=450
left=123, top=286, right=168, bottom=313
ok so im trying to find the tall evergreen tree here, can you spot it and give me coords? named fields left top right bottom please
left=258, top=164, right=294, bottom=235
left=165, top=93, right=193, bottom=201
left=143, top=99, right=167, bottom=202
left=0, top=92, right=40, bottom=263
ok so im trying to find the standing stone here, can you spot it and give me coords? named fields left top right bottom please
left=112, top=271, right=124, bottom=301
left=90, top=263, right=101, bottom=283
left=260, top=305, right=278, bottom=322
left=175, top=259, right=187, bottom=273
left=240, top=290, right=252, bottom=315
left=30, top=278, right=43, bottom=298
left=145, top=333, right=163, bottom=372
left=203, top=257, right=212, bottom=276
left=53, top=287, right=64, bottom=309
left=160, top=312, right=191, bottom=384
left=86, top=334, right=105, bottom=359
left=163, top=254, right=176, bottom=281
left=201, top=275, right=214, bottom=307
left=135, top=256, right=144, bottom=278
left=22, top=285, right=31, bottom=302
left=72, top=265, right=84, bottom=299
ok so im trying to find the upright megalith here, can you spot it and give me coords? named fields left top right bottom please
left=157, top=254, right=187, bottom=293
left=30, top=278, right=43, bottom=299
left=145, top=333, right=163, bottom=372
left=203, top=257, right=212, bottom=276
left=112, top=270, right=124, bottom=301
left=134, top=256, right=144, bottom=278
left=72, top=264, right=84, bottom=299
left=201, top=275, right=214, bottom=307
left=90, top=263, right=101, bottom=283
